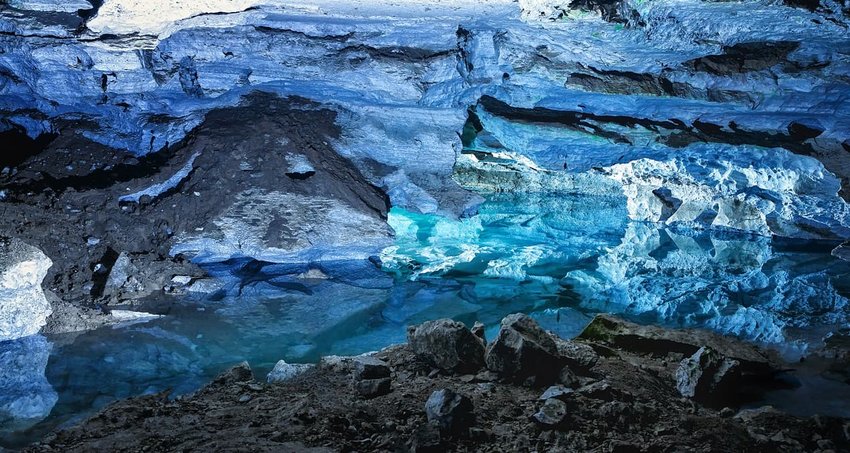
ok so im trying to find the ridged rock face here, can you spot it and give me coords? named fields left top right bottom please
left=0, top=238, right=52, bottom=341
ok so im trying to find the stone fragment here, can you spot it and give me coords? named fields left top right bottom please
left=0, top=238, right=53, bottom=341
left=267, top=360, right=314, bottom=383
left=407, top=319, right=485, bottom=374
left=352, top=356, right=390, bottom=380
left=558, top=365, right=581, bottom=388
left=551, top=334, right=599, bottom=370
left=485, top=314, right=561, bottom=384
left=539, top=385, right=574, bottom=401
left=532, top=398, right=567, bottom=428
left=356, top=378, right=392, bottom=399
left=424, top=389, right=474, bottom=436
left=676, top=346, right=741, bottom=407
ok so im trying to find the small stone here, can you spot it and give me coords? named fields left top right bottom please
left=238, top=394, right=252, bottom=403
left=425, top=389, right=475, bottom=436
left=267, top=360, right=314, bottom=383
left=577, top=381, right=619, bottom=401
left=532, top=398, right=567, bottom=428
left=720, top=407, right=735, bottom=418
left=352, top=356, right=390, bottom=380
left=170, top=275, right=192, bottom=286
left=539, top=385, right=573, bottom=401
left=357, top=378, right=392, bottom=399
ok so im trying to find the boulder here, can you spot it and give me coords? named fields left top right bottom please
left=408, top=319, right=485, bottom=374
left=676, top=346, right=741, bottom=407
left=0, top=238, right=53, bottom=341
left=532, top=398, right=568, bottom=428
left=485, top=314, right=562, bottom=384
left=267, top=360, right=314, bottom=383
left=579, top=315, right=778, bottom=374
left=424, top=389, right=474, bottom=436
left=352, top=356, right=390, bottom=380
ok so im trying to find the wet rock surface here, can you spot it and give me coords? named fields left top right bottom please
left=26, top=315, right=850, bottom=452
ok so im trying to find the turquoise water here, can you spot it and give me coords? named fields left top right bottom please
left=2, top=193, right=849, bottom=448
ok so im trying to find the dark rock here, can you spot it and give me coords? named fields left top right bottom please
left=676, top=346, right=741, bottom=407
left=407, top=319, right=485, bottom=374
left=356, top=378, right=392, bottom=399
left=558, top=365, right=581, bottom=388
left=683, top=41, right=801, bottom=75
left=424, top=389, right=474, bottom=436
left=214, top=361, right=253, bottom=384
left=532, top=398, right=567, bottom=428
left=485, top=314, right=562, bottom=385
left=352, top=356, right=390, bottom=380
left=551, top=335, right=599, bottom=370
left=471, top=321, right=486, bottom=344
left=579, top=315, right=778, bottom=374
left=787, top=119, right=825, bottom=140
left=577, top=381, right=621, bottom=402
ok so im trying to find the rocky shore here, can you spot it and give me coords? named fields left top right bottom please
left=24, top=314, right=850, bottom=452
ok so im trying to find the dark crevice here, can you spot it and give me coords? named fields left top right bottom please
left=0, top=127, right=58, bottom=169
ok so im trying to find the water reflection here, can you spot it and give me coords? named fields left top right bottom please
left=1, top=193, right=848, bottom=447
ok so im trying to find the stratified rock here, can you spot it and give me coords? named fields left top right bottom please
left=485, top=314, right=562, bottom=385
left=356, top=378, right=392, bottom=399
left=407, top=319, right=485, bottom=374
left=0, top=238, right=52, bottom=341
left=532, top=398, right=568, bottom=428
left=352, top=356, right=390, bottom=380
left=424, top=389, right=474, bottom=436
left=267, top=360, right=314, bottom=384
left=579, top=315, right=778, bottom=374
left=676, top=347, right=741, bottom=407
